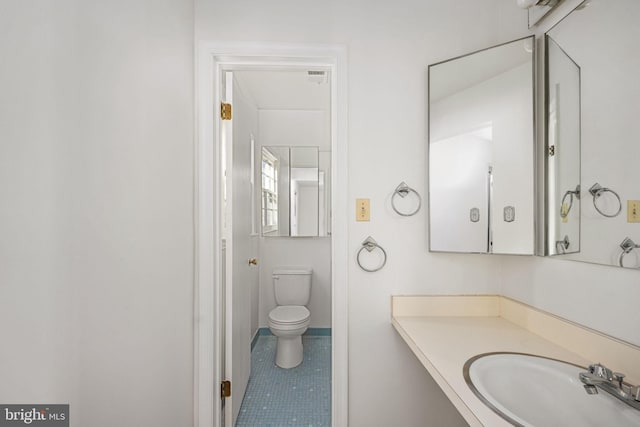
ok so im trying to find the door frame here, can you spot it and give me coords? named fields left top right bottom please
left=194, top=42, right=349, bottom=427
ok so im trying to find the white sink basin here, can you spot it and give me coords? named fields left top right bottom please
left=464, top=352, right=640, bottom=427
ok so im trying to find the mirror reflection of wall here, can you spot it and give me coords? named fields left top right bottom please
left=428, top=36, right=535, bottom=255
left=545, top=0, right=640, bottom=268
left=290, top=147, right=319, bottom=237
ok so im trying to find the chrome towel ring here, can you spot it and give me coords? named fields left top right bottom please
left=589, top=183, right=622, bottom=218
left=391, top=182, right=422, bottom=217
left=356, top=236, right=387, bottom=272
left=618, top=237, right=640, bottom=268
left=560, top=185, right=580, bottom=218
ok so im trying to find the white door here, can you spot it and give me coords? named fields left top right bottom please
left=222, top=71, right=259, bottom=427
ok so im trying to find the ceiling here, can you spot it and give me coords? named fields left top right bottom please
left=233, top=70, right=331, bottom=111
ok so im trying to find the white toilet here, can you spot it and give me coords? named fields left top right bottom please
left=268, top=268, right=312, bottom=369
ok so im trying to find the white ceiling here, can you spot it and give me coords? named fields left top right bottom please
left=233, top=70, right=331, bottom=111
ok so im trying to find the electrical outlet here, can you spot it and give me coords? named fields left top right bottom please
left=628, top=200, right=640, bottom=223
left=356, top=198, right=370, bottom=221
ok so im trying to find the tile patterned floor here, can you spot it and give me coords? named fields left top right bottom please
left=235, top=335, right=331, bottom=427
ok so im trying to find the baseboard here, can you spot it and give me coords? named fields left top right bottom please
left=255, top=327, right=332, bottom=339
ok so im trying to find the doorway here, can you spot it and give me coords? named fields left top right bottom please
left=194, top=43, right=348, bottom=427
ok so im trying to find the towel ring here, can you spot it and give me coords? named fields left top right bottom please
left=560, top=185, right=580, bottom=218
left=618, top=237, right=640, bottom=268
left=391, top=182, right=422, bottom=217
left=589, top=183, right=622, bottom=218
left=357, top=236, right=387, bottom=272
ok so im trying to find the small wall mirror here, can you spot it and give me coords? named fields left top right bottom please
left=545, top=0, right=640, bottom=268
left=262, top=146, right=327, bottom=237
left=428, top=37, right=535, bottom=255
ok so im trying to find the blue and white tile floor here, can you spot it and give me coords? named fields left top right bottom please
left=235, top=335, right=331, bottom=427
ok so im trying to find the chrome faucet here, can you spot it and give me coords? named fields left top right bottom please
left=579, top=363, right=640, bottom=410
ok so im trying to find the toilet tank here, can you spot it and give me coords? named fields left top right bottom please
left=273, top=268, right=312, bottom=306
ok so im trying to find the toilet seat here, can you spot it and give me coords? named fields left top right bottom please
left=268, top=305, right=310, bottom=326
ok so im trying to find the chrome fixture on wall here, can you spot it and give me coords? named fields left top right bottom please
left=560, top=185, right=580, bottom=219
left=391, top=182, right=421, bottom=217
left=618, top=237, right=640, bottom=268
left=588, top=183, right=622, bottom=218
left=356, top=236, right=387, bottom=273
left=555, top=235, right=570, bottom=254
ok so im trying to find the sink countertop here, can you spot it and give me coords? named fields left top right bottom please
left=390, top=295, right=629, bottom=427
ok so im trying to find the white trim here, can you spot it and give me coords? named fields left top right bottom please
left=194, top=42, right=349, bottom=427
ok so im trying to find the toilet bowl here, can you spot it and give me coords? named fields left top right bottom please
left=268, top=268, right=312, bottom=368
left=268, top=305, right=311, bottom=368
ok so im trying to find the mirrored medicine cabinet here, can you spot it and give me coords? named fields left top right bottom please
left=428, top=36, right=536, bottom=255
left=261, top=145, right=331, bottom=237
left=544, top=0, right=640, bottom=269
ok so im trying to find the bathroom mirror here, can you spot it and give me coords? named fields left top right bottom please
left=428, top=36, right=535, bottom=255
left=544, top=0, right=640, bottom=268
left=262, top=146, right=327, bottom=237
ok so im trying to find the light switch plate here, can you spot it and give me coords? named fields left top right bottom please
left=628, top=200, right=640, bottom=223
left=356, top=198, right=370, bottom=221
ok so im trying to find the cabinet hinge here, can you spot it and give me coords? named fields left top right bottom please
left=548, top=145, right=555, bottom=156
left=221, top=103, right=232, bottom=120
left=221, top=380, right=231, bottom=399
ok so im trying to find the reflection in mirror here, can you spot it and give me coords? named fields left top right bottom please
left=262, top=146, right=325, bottom=237
left=545, top=0, right=640, bottom=268
left=545, top=36, right=581, bottom=255
left=290, top=147, right=319, bottom=236
left=262, top=146, right=290, bottom=236
left=428, top=37, right=535, bottom=255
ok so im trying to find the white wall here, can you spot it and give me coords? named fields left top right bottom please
left=0, top=2, right=194, bottom=426
left=258, top=109, right=332, bottom=329
left=196, top=1, right=524, bottom=425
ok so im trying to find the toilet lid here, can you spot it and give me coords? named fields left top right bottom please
left=269, top=306, right=310, bottom=324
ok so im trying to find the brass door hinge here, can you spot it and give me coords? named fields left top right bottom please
left=221, top=380, right=231, bottom=399
left=221, top=103, right=232, bottom=120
